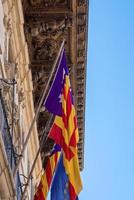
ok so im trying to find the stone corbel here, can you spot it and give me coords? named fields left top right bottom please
left=78, top=39, right=85, bottom=48
left=78, top=0, right=86, bottom=6
left=77, top=13, right=86, bottom=24
left=78, top=25, right=86, bottom=34
left=77, top=61, right=85, bottom=69
left=78, top=49, right=85, bottom=57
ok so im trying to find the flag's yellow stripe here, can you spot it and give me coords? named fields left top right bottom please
left=62, top=76, right=70, bottom=116
left=55, top=106, right=79, bottom=147
left=62, top=76, right=82, bottom=195
left=49, top=155, right=55, bottom=173
left=55, top=116, right=63, bottom=129
left=49, top=152, right=61, bottom=172
left=64, top=154, right=82, bottom=195
left=41, top=173, right=49, bottom=198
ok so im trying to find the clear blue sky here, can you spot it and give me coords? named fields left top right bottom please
left=80, top=0, right=134, bottom=200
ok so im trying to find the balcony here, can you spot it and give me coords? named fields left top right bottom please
left=0, top=90, right=22, bottom=199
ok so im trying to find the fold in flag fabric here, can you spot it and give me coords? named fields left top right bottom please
left=51, top=154, right=78, bottom=200
left=34, top=145, right=61, bottom=200
left=45, top=49, right=82, bottom=199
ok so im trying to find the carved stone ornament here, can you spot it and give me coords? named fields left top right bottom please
left=30, top=0, right=67, bottom=7
left=30, top=16, right=72, bottom=39
left=78, top=49, right=85, bottom=57
left=0, top=80, right=11, bottom=96
left=78, top=38, right=85, bottom=48
left=14, top=103, right=20, bottom=124
left=32, top=67, right=47, bottom=84
left=78, top=0, right=86, bottom=6
left=77, top=13, right=86, bottom=24
left=3, top=16, right=12, bottom=34
left=78, top=25, right=86, bottom=34
left=33, top=39, right=58, bottom=61
left=22, top=0, right=87, bottom=170
left=77, top=61, right=84, bottom=69
left=77, top=68, right=84, bottom=77
left=18, top=88, right=25, bottom=103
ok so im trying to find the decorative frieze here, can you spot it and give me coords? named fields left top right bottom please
left=30, top=16, right=72, bottom=38
left=78, top=0, right=86, bottom=6
left=77, top=13, right=86, bottom=24
left=78, top=25, right=86, bottom=34
left=33, top=39, right=58, bottom=61
left=77, top=61, right=85, bottom=69
left=30, top=0, right=67, bottom=7
left=77, top=49, right=85, bottom=57
left=77, top=91, right=84, bottom=98
left=77, top=68, right=84, bottom=76
left=25, top=16, right=72, bottom=62
left=78, top=38, right=85, bottom=49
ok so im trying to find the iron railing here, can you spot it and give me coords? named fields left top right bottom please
left=0, top=90, right=23, bottom=199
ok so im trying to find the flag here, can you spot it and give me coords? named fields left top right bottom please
left=45, top=49, right=82, bottom=199
left=50, top=154, right=69, bottom=200
left=34, top=145, right=61, bottom=200
left=45, top=49, right=79, bottom=158
left=51, top=154, right=78, bottom=200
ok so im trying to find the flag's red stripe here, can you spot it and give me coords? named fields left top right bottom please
left=34, top=152, right=60, bottom=200
left=34, top=190, right=45, bottom=200
left=49, top=123, right=74, bottom=160
left=49, top=123, right=62, bottom=144
left=62, top=85, right=72, bottom=129
left=54, top=152, right=58, bottom=164
left=62, top=109, right=68, bottom=129
left=34, top=182, right=45, bottom=200
left=69, top=116, right=77, bottom=147
left=45, top=160, right=52, bottom=187
left=69, top=182, right=77, bottom=200
left=66, top=88, right=72, bottom=119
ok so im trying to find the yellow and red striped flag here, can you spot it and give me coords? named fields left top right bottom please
left=34, top=145, right=61, bottom=200
left=45, top=49, right=82, bottom=199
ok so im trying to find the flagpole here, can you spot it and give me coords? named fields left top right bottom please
left=13, top=40, right=65, bottom=178
left=20, top=44, right=65, bottom=199
left=20, top=114, right=53, bottom=200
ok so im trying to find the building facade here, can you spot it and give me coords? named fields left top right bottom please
left=0, top=0, right=42, bottom=199
left=0, top=0, right=88, bottom=199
